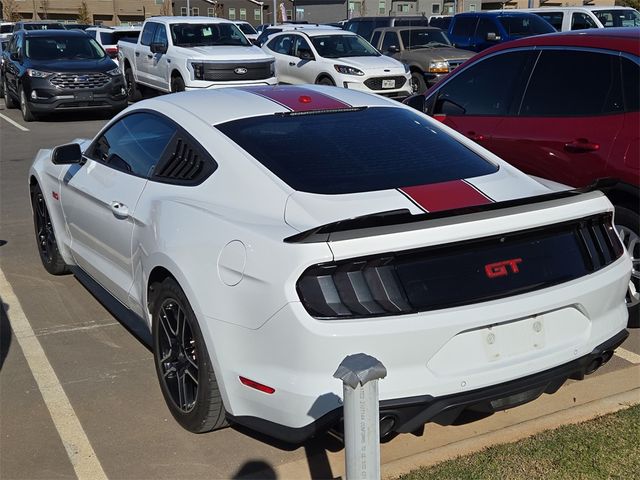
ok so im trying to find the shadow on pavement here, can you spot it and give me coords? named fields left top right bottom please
left=0, top=302, right=12, bottom=371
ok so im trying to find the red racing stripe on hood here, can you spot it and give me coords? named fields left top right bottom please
left=239, top=85, right=352, bottom=112
left=400, top=180, right=494, bottom=212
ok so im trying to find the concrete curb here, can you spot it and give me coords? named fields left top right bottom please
left=382, top=387, right=640, bottom=479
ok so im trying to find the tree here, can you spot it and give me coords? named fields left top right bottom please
left=159, top=0, right=173, bottom=16
left=77, top=0, right=91, bottom=24
left=615, top=0, right=640, bottom=9
left=40, top=0, right=49, bottom=19
left=3, top=0, right=22, bottom=21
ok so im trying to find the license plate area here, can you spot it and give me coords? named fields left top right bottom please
left=74, top=91, right=94, bottom=101
left=382, top=79, right=395, bottom=89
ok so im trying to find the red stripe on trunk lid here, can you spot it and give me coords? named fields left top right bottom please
left=400, top=180, right=493, bottom=212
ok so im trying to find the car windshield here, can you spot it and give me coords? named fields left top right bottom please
left=310, top=34, right=379, bottom=58
left=25, top=36, right=106, bottom=60
left=100, top=30, right=140, bottom=45
left=237, top=23, right=257, bottom=35
left=217, top=107, right=497, bottom=194
left=170, top=23, right=251, bottom=47
left=23, top=23, right=66, bottom=30
left=400, top=29, right=451, bottom=48
left=1, top=25, right=13, bottom=33
left=593, top=9, right=640, bottom=27
left=498, top=15, right=556, bottom=37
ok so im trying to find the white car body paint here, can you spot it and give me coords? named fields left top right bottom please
left=29, top=86, right=631, bottom=441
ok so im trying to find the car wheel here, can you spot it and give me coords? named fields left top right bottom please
left=31, top=184, right=69, bottom=275
left=125, top=67, right=142, bottom=102
left=171, top=75, right=185, bottom=93
left=4, top=79, right=18, bottom=109
left=0, top=76, right=4, bottom=99
left=20, top=86, right=37, bottom=122
left=151, top=277, right=228, bottom=433
left=410, top=71, right=427, bottom=95
left=615, top=206, right=640, bottom=327
left=316, top=76, right=335, bottom=86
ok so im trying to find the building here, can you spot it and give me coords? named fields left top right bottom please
left=1, top=0, right=168, bottom=25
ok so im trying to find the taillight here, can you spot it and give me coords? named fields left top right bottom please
left=105, top=47, right=118, bottom=59
left=297, top=258, right=412, bottom=319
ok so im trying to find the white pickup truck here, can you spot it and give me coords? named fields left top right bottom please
left=118, top=16, right=277, bottom=101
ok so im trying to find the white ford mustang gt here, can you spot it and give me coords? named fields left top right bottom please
left=29, top=85, right=630, bottom=443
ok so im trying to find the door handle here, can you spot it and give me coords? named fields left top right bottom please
left=288, top=62, right=296, bottom=66
left=135, top=52, right=140, bottom=57
left=110, top=201, right=129, bottom=219
left=467, top=131, right=486, bottom=142
left=564, top=139, right=600, bottom=153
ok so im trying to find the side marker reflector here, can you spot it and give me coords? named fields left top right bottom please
left=239, top=376, right=275, bottom=394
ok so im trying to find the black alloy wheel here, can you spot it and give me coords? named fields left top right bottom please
left=125, top=67, right=142, bottom=102
left=31, top=184, right=68, bottom=275
left=316, top=76, right=335, bottom=86
left=151, top=278, right=227, bottom=433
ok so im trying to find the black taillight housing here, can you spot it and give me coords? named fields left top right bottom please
left=297, top=257, right=412, bottom=319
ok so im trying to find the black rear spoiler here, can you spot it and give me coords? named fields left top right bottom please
left=284, top=181, right=616, bottom=244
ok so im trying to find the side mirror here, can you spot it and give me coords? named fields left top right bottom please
left=486, top=32, right=501, bottom=41
left=404, top=94, right=426, bottom=112
left=52, top=143, right=83, bottom=165
left=387, top=45, right=399, bottom=54
left=298, top=48, right=315, bottom=61
left=150, top=42, right=167, bottom=54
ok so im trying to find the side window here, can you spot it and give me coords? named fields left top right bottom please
left=571, top=12, right=597, bottom=30
left=86, top=30, right=97, bottom=39
left=140, top=22, right=158, bottom=46
left=475, top=17, right=499, bottom=40
left=621, top=58, right=639, bottom=113
left=451, top=17, right=477, bottom=37
left=292, top=35, right=311, bottom=57
left=536, top=12, right=563, bottom=30
left=519, top=50, right=623, bottom=117
left=268, top=35, right=293, bottom=55
left=89, top=113, right=176, bottom=178
left=152, top=24, right=168, bottom=45
left=370, top=31, right=382, bottom=48
left=381, top=32, right=399, bottom=54
left=434, top=51, right=534, bottom=116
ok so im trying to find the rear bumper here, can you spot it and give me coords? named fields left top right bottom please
left=227, top=329, right=629, bottom=444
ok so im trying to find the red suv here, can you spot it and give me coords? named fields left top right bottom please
left=407, top=28, right=639, bottom=325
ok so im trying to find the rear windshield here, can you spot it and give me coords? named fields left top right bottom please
left=100, top=30, right=140, bottom=45
left=498, top=15, right=555, bottom=37
left=0, top=25, right=12, bottom=33
left=237, top=23, right=257, bottom=35
left=25, top=36, right=106, bottom=60
left=593, top=9, right=640, bottom=27
left=23, top=23, right=66, bottom=30
left=217, top=107, right=497, bottom=194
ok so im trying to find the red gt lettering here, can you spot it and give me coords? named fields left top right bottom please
left=485, top=258, right=523, bottom=279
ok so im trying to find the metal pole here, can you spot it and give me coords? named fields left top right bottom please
left=273, top=0, right=277, bottom=25
left=334, top=353, right=387, bottom=480
left=187, top=0, right=191, bottom=15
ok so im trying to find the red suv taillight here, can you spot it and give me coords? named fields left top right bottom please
left=105, top=47, right=118, bottom=59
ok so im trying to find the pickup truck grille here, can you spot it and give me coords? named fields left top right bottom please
left=199, top=61, right=273, bottom=81
left=364, top=76, right=407, bottom=91
left=297, top=213, right=623, bottom=319
left=50, top=72, right=110, bottom=89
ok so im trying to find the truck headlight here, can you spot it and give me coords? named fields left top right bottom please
left=428, top=61, right=449, bottom=74
left=106, top=67, right=122, bottom=77
left=334, top=65, right=364, bottom=76
left=191, top=62, right=205, bottom=80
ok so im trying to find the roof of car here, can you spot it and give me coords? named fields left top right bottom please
left=22, top=29, right=89, bottom=37
left=475, top=27, right=640, bottom=58
left=455, top=11, right=541, bottom=17
left=295, top=28, right=356, bottom=37
left=131, top=85, right=397, bottom=126
left=373, top=26, right=444, bottom=32
left=347, top=16, right=428, bottom=21
left=519, top=6, right=637, bottom=12
left=145, top=16, right=233, bottom=25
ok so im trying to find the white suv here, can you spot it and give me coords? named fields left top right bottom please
left=263, top=28, right=412, bottom=98
left=519, top=6, right=640, bottom=31
left=86, top=26, right=141, bottom=64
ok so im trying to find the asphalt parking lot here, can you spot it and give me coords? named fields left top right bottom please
left=1, top=102, right=639, bottom=480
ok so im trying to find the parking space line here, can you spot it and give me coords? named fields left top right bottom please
left=0, top=112, right=30, bottom=132
left=614, top=347, right=640, bottom=365
left=0, top=268, right=107, bottom=480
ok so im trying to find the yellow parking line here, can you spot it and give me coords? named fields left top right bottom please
left=0, top=112, right=30, bottom=132
left=615, top=347, right=640, bottom=365
left=0, top=268, right=107, bottom=479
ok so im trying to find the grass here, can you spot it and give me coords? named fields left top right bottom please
left=397, top=404, right=640, bottom=480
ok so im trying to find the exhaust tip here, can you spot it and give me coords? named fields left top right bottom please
left=379, top=415, right=396, bottom=438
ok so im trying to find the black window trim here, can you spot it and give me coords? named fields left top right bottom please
left=84, top=109, right=218, bottom=186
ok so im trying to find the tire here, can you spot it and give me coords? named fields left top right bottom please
left=4, top=79, right=18, bottom=109
left=31, top=184, right=69, bottom=275
left=316, top=76, right=335, bottom=86
left=0, top=77, right=4, bottom=99
left=151, top=277, right=228, bottom=433
left=410, top=71, right=427, bottom=95
left=125, top=67, right=142, bottom=102
left=614, top=205, right=640, bottom=328
left=20, top=86, right=37, bottom=122
left=171, top=75, right=185, bottom=93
